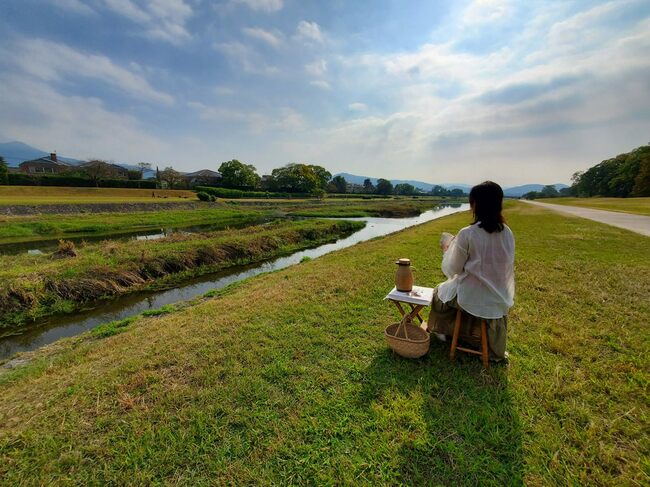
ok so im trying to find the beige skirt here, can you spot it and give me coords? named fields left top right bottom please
left=427, top=288, right=508, bottom=360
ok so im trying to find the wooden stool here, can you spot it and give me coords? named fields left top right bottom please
left=449, top=308, right=489, bottom=369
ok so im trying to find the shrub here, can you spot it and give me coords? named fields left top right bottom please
left=196, top=191, right=211, bottom=201
left=7, top=174, right=157, bottom=188
left=194, top=186, right=313, bottom=199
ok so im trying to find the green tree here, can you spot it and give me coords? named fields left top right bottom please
left=82, top=160, right=112, bottom=187
left=0, top=156, right=8, bottom=185
left=429, top=185, right=449, bottom=197
left=134, top=162, right=152, bottom=179
left=309, top=165, right=332, bottom=189
left=219, top=160, right=261, bottom=189
left=330, top=175, right=347, bottom=193
left=270, top=164, right=330, bottom=193
left=376, top=178, right=393, bottom=195
left=569, top=145, right=649, bottom=197
left=127, top=170, right=142, bottom=181
left=522, top=191, right=540, bottom=200
left=540, top=185, right=559, bottom=198
left=160, top=166, right=183, bottom=189
left=394, top=183, right=416, bottom=195
left=631, top=156, right=650, bottom=196
left=363, top=178, right=375, bottom=194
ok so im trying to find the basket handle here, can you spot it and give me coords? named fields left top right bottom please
left=398, top=314, right=411, bottom=340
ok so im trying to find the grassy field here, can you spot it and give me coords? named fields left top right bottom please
left=548, top=197, right=650, bottom=216
left=0, top=219, right=364, bottom=330
left=286, top=199, right=459, bottom=218
left=0, top=198, right=457, bottom=243
left=0, top=186, right=197, bottom=205
left=0, top=202, right=648, bottom=484
left=0, top=207, right=267, bottom=243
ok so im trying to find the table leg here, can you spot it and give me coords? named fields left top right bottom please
left=392, top=301, right=406, bottom=317
left=408, top=304, right=424, bottom=323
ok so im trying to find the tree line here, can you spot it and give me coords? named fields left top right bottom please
left=523, top=144, right=650, bottom=199
left=0, top=154, right=468, bottom=197
left=213, top=160, right=466, bottom=197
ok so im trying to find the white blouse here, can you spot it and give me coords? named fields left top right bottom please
left=437, top=223, right=515, bottom=319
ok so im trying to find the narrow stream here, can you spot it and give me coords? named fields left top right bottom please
left=0, top=204, right=468, bottom=360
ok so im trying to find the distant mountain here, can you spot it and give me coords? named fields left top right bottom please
left=0, top=141, right=83, bottom=167
left=335, top=172, right=568, bottom=197
left=334, top=173, right=470, bottom=192
left=0, top=141, right=155, bottom=177
left=502, top=184, right=568, bottom=197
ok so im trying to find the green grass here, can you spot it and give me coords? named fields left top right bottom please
left=0, top=206, right=267, bottom=243
left=0, top=219, right=364, bottom=330
left=0, top=202, right=648, bottom=485
left=287, top=199, right=459, bottom=217
left=547, top=197, right=650, bottom=216
left=0, top=186, right=197, bottom=205
left=0, top=198, right=459, bottom=243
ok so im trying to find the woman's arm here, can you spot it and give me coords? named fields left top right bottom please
left=441, top=229, right=469, bottom=279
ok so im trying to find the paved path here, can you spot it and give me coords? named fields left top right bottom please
left=523, top=200, right=650, bottom=237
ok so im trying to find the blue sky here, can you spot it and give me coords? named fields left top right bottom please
left=0, top=0, right=649, bottom=185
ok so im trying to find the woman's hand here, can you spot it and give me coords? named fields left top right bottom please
left=440, top=232, right=455, bottom=252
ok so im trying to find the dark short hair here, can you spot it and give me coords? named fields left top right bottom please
left=469, top=181, right=505, bottom=233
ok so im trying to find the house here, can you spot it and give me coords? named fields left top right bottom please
left=19, top=153, right=71, bottom=175
left=79, top=160, right=129, bottom=179
left=182, top=169, right=222, bottom=187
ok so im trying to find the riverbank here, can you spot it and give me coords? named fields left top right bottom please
left=287, top=200, right=457, bottom=217
left=1, top=202, right=647, bottom=484
left=0, top=206, right=266, bottom=243
left=0, top=186, right=197, bottom=206
left=0, top=219, right=364, bottom=331
left=0, top=199, right=457, bottom=244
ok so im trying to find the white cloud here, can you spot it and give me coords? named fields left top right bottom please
left=3, top=38, right=174, bottom=105
left=305, top=59, right=327, bottom=76
left=313, top=4, right=650, bottom=184
left=214, top=41, right=279, bottom=75
left=48, top=0, right=96, bottom=15
left=0, top=74, right=168, bottom=163
left=102, top=0, right=193, bottom=44
left=462, top=0, right=511, bottom=25
left=233, top=0, right=283, bottom=13
left=296, top=21, right=324, bottom=43
left=242, top=27, right=283, bottom=48
left=310, top=80, right=331, bottom=90
left=189, top=102, right=304, bottom=132
left=348, top=102, right=368, bottom=112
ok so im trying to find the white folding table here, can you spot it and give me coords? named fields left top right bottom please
left=384, top=285, right=434, bottom=325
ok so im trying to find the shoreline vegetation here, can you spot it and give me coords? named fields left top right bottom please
left=0, top=202, right=647, bottom=484
left=0, top=219, right=364, bottom=332
left=0, top=197, right=461, bottom=243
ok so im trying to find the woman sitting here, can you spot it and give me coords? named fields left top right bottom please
left=427, top=181, right=515, bottom=361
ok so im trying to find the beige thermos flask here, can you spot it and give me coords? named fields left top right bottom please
left=395, top=258, right=413, bottom=292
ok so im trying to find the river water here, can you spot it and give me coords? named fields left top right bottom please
left=0, top=204, right=468, bottom=360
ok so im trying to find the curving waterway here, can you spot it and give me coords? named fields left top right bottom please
left=0, top=204, right=469, bottom=361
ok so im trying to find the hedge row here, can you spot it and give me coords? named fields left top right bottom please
left=194, top=186, right=313, bottom=199
left=6, top=173, right=157, bottom=189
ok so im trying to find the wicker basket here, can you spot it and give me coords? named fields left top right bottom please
left=384, top=316, right=430, bottom=358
